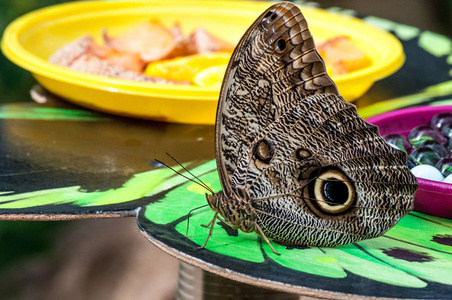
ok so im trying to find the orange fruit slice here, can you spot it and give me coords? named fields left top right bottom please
left=193, top=64, right=228, bottom=87
left=144, top=52, right=231, bottom=83
left=318, top=36, right=372, bottom=76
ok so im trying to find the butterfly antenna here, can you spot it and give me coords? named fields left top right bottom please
left=164, top=152, right=215, bottom=194
left=153, top=158, right=213, bottom=194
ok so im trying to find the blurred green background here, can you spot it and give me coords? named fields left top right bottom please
left=0, top=0, right=69, bottom=103
left=0, top=0, right=70, bottom=293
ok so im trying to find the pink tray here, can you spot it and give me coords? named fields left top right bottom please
left=367, top=105, right=452, bottom=219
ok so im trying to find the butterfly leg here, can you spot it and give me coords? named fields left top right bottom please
left=198, top=213, right=218, bottom=250
left=200, top=213, right=218, bottom=228
left=254, top=223, right=280, bottom=255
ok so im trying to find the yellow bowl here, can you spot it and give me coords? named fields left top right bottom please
left=1, top=1, right=404, bottom=124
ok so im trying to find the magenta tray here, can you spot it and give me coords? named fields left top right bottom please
left=367, top=105, right=452, bottom=219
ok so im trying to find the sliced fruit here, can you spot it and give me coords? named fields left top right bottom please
left=103, top=19, right=176, bottom=62
left=193, top=64, right=228, bottom=87
left=318, top=36, right=372, bottom=76
left=186, top=28, right=235, bottom=55
left=144, top=52, right=231, bottom=83
left=104, top=51, right=145, bottom=73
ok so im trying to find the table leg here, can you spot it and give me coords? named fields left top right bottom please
left=176, top=262, right=300, bottom=299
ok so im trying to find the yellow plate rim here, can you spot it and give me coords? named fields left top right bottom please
left=1, top=0, right=405, bottom=102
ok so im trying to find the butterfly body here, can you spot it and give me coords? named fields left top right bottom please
left=206, top=191, right=256, bottom=233
left=204, top=2, right=417, bottom=251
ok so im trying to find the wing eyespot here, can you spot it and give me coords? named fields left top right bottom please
left=295, top=148, right=311, bottom=160
left=275, top=38, right=287, bottom=53
left=254, top=139, right=275, bottom=164
left=306, top=168, right=356, bottom=215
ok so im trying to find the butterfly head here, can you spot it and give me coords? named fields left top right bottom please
left=205, top=191, right=223, bottom=213
left=206, top=189, right=257, bottom=232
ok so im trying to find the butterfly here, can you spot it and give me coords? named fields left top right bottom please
left=200, top=1, right=418, bottom=255
left=1, top=1, right=449, bottom=296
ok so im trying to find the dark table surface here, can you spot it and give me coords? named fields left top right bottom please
left=1, top=0, right=452, bottom=299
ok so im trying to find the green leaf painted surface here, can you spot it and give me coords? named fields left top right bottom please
left=2, top=159, right=451, bottom=290
left=354, top=18, right=452, bottom=120
left=147, top=160, right=219, bottom=225
left=0, top=165, right=189, bottom=209
left=177, top=212, right=265, bottom=263
left=142, top=160, right=452, bottom=289
left=0, top=106, right=110, bottom=121
left=263, top=244, right=347, bottom=278
left=360, top=237, right=452, bottom=286
left=143, top=161, right=265, bottom=262
left=418, top=31, right=452, bottom=57
left=326, top=7, right=357, bottom=17
left=385, top=213, right=452, bottom=253
left=363, top=16, right=420, bottom=41
left=411, top=211, right=452, bottom=225
left=322, top=245, right=426, bottom=287
left=358, top=80, right=452, bottom=119
left=363, top=16, right=394, bottom=31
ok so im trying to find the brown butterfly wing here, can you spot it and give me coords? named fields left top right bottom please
left=216, top=2, right=337, bottom=196
left=215, top=2, right=417, bottom=246
left=232, top=93, right=417, bottom=245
